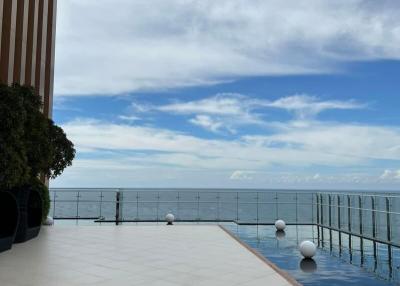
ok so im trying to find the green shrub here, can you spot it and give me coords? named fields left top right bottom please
left=0, top=83, right=75, bottom=221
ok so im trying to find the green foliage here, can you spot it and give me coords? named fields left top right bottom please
left=0, top=83, right=75, bottom=217
left=29, top=178, right=51, bottom=222
left=0, top=85, right=29, bottom=189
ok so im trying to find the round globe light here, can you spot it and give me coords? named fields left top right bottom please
left=165, top=213, right=175, bottom=225
left=299, top=241, right=317, bottom=258
left=274, top=219, right=286, bottom=231
left=43, top=216, right=54, bottom=226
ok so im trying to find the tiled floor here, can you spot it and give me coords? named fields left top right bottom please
left=0, top=225, right=294, bottom=286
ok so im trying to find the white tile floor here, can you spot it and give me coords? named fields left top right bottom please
left=0, top=225, right=294, bottom=286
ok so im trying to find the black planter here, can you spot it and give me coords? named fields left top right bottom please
left=0, top=191, right=19, bottom=253
left=13, top=187, right=43, bottom=243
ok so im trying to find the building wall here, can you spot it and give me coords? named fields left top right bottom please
left=0, top=0, right=57, bottom=118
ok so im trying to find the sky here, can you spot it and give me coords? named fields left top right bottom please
left=51, top=0, right=400, bottom=190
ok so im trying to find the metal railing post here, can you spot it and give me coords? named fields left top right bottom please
left=217, top=192, right=220, bottom=222
left=177, top=192, right=180, bottom=221
left=386, top=197, right=392, bottom=276
left=347, top=195, right=352, bottom=254
left=372, top=196, right=377, bottom=260
left=256, top=192, right=259, bottom=224
left=328, top=194, right=332, bottom=252
left=136, top=191, right=139, bottom=221
left=115, top=191, right=121, bottom=225
left=76, top=191, right=80, bottom=220
left=295, top=193, right=298, bottom=224
left=236, top=192, right=239, bottom=222
left=156, top=192, right=160, bottom=222
left=316, top=193, right=320, bottom=247
left=338, top=195, right=342, bottom=254
left=359, top=195, right=364, bottom=265
left=320, top=194, right=324, bottom=247
left=99, top=191, right=103, bottom=218
left=197, top=192, right=200, bottom=221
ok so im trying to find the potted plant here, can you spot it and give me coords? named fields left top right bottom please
left=0, top=84, right=75, bottom=250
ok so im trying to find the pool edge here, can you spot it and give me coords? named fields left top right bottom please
left=219, top=225, right=303, bottom=286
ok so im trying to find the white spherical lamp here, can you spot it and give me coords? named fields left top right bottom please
left=274, top=219, right=286, bottom=231
left=165, top=213, right=175, bottom=225
left=299, top=241, right=317, bottom=258
left=43, top=216, right=54, bottom=226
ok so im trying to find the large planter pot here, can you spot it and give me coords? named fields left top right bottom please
left=0, top=191, right=19, bottom=253
left=13, top=187, right=43, bottom=243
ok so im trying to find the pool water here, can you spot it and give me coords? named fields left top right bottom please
left=225, top=225, right=400, bottom=286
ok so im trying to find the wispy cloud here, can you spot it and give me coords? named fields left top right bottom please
left=55, top=1, right=400, bottom=96
left=128, top=93, right=365, bottom=133
left=265, top=95, right=366, bottom=119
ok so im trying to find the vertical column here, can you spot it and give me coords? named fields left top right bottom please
left=24, top=0, right=38, bottom=86
left=35, top=0, right=48, bottom=103
left=0, top=0, right=17, bottom=84
left=44, top=0, right=56, bottom=118
left=0, top=0, right=4, bottom=55
left=13, top=0, right=29, bottom=84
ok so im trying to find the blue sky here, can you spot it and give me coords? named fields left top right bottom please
left=51, top=1, right=400, bottom=190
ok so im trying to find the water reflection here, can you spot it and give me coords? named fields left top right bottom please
left=300, top=258, right=317, bottom=273
left=275, top=230, right=286, bottom=240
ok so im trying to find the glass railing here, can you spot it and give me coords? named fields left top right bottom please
left=49, top=189, right=400, bottom=246
left=49, top=189, right=316, bottom=224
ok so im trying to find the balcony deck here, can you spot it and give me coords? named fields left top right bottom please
left=0, top=225, right=296, bottom=286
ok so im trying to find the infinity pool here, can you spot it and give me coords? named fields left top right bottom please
left=225, top=225, right=400, bottom=286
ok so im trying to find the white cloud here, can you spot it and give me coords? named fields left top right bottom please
left=380, top=169, right=400, bottom=180
left=131, top=93, right=364, bottom=132
left=266, top=95, right=365, bottom=119
left=61, top=118, right=400, bottom=171
left=118, top=115, right=141, bottom=122
left=230, top=170, right=255, bottom=181
left=55, top=0, right=400, bottom=96
left=189, top=115, right=224, bottom=133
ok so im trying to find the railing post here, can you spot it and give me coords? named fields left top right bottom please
left=136, top=191, right=139, bottom=221
left=217, top=192, right=220, bottom=222
left=359, top=195, right=364, bottom=265
left=295, top=193, right=298, bottom=224
left=156, top=192, right=160, bottom=222
left=275, top=192, right=278, bottom=220
left=197, top=192, right=200, bottom=221
left=99, top=191, right=103, bottom=219
left=76, top=191, right=80, bottom=220
left=347, top=195, right=352, bottom=256
left=316, top=193, right=320, bottom=247
left=256, top=192, right=259, bottom=224
left=372, top=196, right=377, bottom=260
left=320, top=194, right=324, bottom=247
left=177, top=192, right=180, bottom=221
left=328, top=194, right=332, bottom=252
left=115, top=191, right=121, bottom=225
left=236, top=192, right=239, bottom=222
left=338, top=195, right=342, bottom=254
left=386, top=197, right=392, bottom=275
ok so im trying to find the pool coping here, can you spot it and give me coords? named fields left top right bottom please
left=219, top=225, right=303, bottom=286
